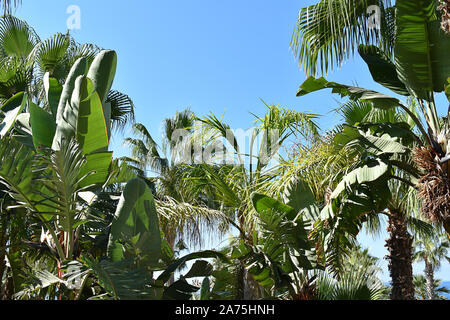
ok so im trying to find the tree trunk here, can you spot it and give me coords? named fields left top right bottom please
left=0, top=210, right=8, bottom=297
left=424, top=259, right=435, bottom=300
left=385, top=209, right=415, bottom=300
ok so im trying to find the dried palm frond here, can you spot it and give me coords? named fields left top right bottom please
left=414, top=147, right=450, bottom=234
left=438, top=0, right=450, bottom=33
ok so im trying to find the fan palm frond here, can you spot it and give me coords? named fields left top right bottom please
left=0, top=15, right=39, bottom=58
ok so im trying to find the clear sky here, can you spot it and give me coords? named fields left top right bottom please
left=13, top=0, right=449, bottom=283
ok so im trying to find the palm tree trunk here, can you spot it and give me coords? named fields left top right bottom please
left=0, top=209, right=8, bottom=296
left=424, top=259, right=435, bottom=300
left=385, top=209, right=415, bottom=300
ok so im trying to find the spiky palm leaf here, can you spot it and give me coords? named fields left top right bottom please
left=291, top=0, right=394, bottom=76
left=155, top=196, right=231, bottom=248
left=106, top=90, right=135, bottom=132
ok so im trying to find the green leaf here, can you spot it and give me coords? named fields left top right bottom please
left=43, top=72, right=63, bottom=119
left=82, top=256, right=154, bottom=300
left=358, top=45, right=409, bottom=96
left=0, top=91, right=24, bottom=112
left=75, top=77, right=109, bottom=154
left=297, top=76, right=400, bottom=109
left=0, top=16, right=38, bottom=58
left=251, top=193, right=297, bottom=220
left=78, top=151, right=112, bottom=188
left=200, top=277, right=210, bottom=300
left=395, top=0, right=450, bottom=97
left=54, top=57, right=87, bottom=125
left=0, top=92, right=27, bottom=137
left=36, top=33, right=70, bottom=74
left=29, top=102, right=56, bottom=148
left=157, top=251, right=229, bottom=284
left=52, top=57, right=87, bottom=150
left=282, top=177, right=320, bottom=222
left=183, top=260, right=213, bottom=279
left=87, top=50, right=117, bottom=103
left=107, top=178, right=162, bottom=268
left=331, top=158, right=391, bottom=200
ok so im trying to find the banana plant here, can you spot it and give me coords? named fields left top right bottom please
left=67, top=178, right=228, bottom=300
left=228, top=176, right=323, bottom=299
left=296, top=1, right=450, bottom=235
left=0, top=49, right=124, bottom=268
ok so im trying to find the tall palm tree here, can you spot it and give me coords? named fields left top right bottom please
left=413, top=233, right=450, bottom=300
left=123, top=110, right=228, bottom=250
left=413, top=274, right=450, bottom=300
left=294, top=1, right=450, bottom=236
left=180, top=104, right=320, bottom=299
left=337, top=101, right=422, bottom=300
left=276, top=99, right=435, bottom=299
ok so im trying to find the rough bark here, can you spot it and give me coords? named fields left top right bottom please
left=385, top=209, right=415, bottom=300
left=0, top=211, right=7, bottom=297
left=424, top=259, right=435, bottom=300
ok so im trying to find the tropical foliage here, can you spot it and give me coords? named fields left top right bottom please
left=1, top=0, right=450, bottom=301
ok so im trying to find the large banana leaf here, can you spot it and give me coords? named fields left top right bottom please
left=75, top=76, right=109, bottom=154
left=297, top=76, right=400, bottom=109
left=0, top=91, right=24, bottom=112
left=395, top=0, right=450, bottom=98
left=358, top=44, right=409, bottom=96
left=54, top=57, right=87, bottom=126
left=43, top=72, right=62, bottom=119
left=78, top=151, right=112, bottom=188
left=86, top=50, right=117, bottom=104
left=0, top=92, right=26, bottom=137
left=107, top=178, right=162, bottom=268
left=29, top=101, right=56, bottom=148
left=330, top=158, right=391, bottom=200
left=281, top=176, right=320, bottom=222
left=52, top=57, right=87, bottom=150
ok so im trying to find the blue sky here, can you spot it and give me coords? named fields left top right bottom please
left=13, top=0, right=449, bottom=282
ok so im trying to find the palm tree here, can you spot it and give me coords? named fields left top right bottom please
left=179, top=104, right=320, bottom=299
left=123, top=110, right=229, bottom=250
left=413, top=233, right=450, bottom=300
left=294, top=1, right=450, bottom=236
left=315, top=246, right=386, bottom=300
left=275, top=99, right=437, bottom=299
left=413, top=275, right=450, bottom=300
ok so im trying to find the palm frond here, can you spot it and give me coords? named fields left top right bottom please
left=155, top=196, right=231, bottom=249
left=0, top=0, right=21, bottom=14
left=291, top=0, right=394, bottom=76
left=0, top=15, right=39, bottom=58
left=106, top=90, right=135, bottom=132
